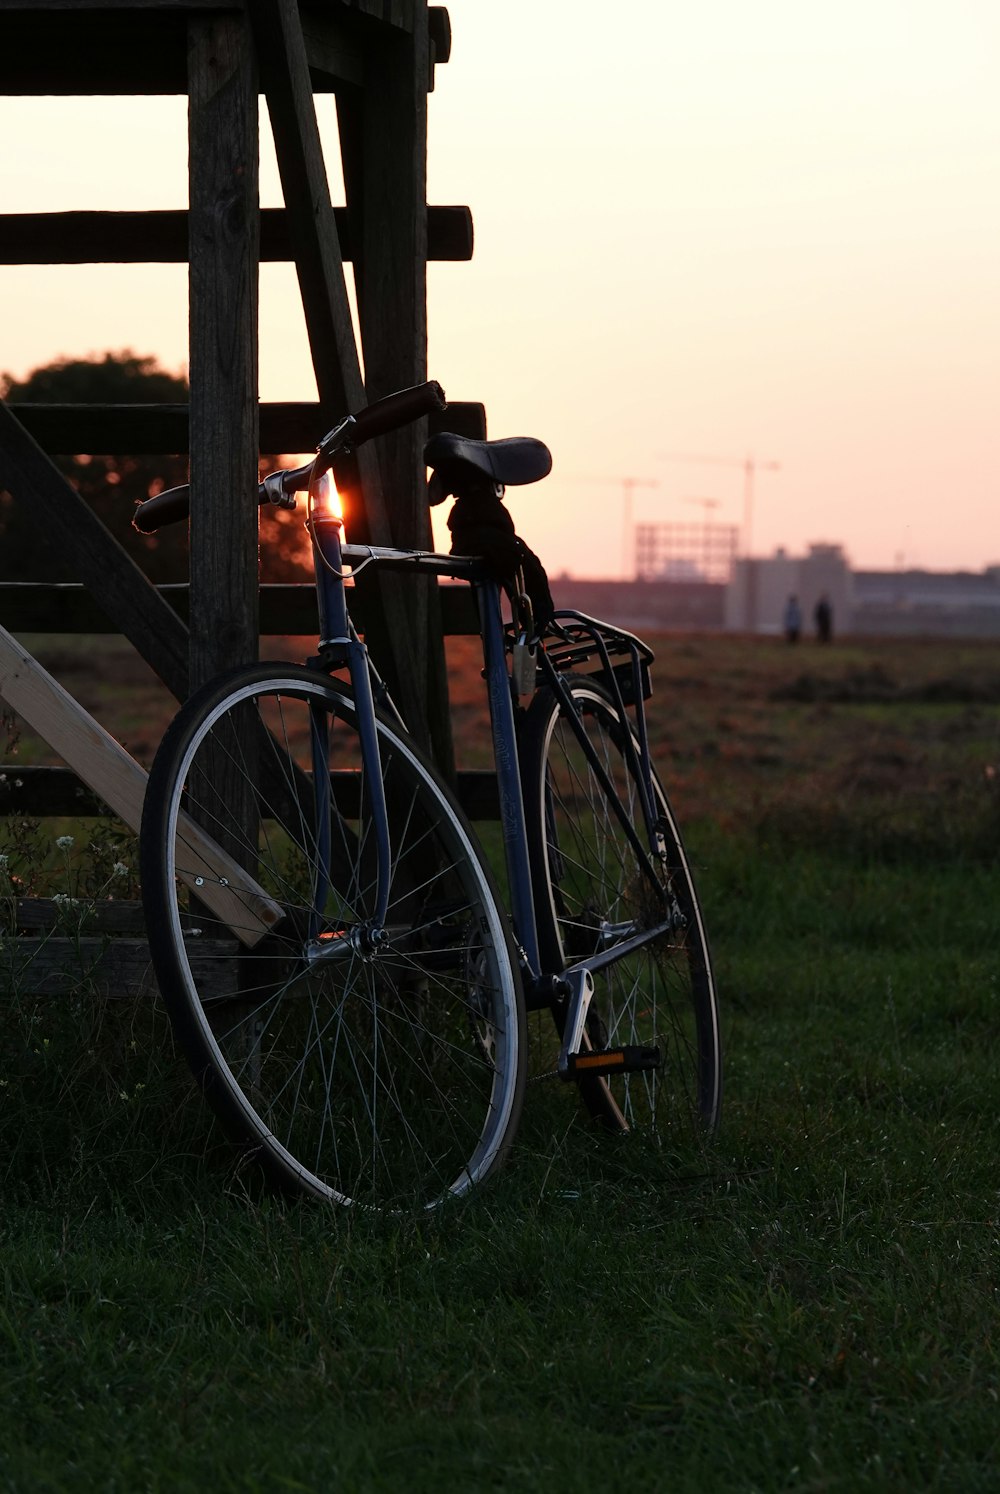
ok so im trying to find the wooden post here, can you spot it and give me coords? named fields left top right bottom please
left=339, top=8, right=454, bottom=776
left=247, top=0, right=435, bottom=755
left=187, top=12, right=260, bottom=694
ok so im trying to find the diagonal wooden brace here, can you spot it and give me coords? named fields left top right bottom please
left=0, top=625, right=281, bottom=947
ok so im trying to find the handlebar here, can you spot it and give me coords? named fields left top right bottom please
left=132, top=379, right=446, bottom=534
left=350, top=380, right=446, bottom=445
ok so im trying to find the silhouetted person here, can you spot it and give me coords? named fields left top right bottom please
left=783, top=593, right=802, bottom=643
left=815, top=593, right=833, bottom=643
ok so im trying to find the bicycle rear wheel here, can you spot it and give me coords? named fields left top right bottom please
left=141, top=663, right=526, bottom=1209
left=520, top=675, right=721, bottom=1140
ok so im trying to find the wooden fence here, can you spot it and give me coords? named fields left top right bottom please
left=0, top=0, right=495, bottom=993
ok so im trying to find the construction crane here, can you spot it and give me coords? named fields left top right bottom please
left=683, top=496, right=721, bottom=518
left=636, top=497, right=736, bottom=583
left=619, top=476, right=660, bottom=578
left=560, top=473, right=659, bottom=577
left=660, top=453, right=780, bottom=557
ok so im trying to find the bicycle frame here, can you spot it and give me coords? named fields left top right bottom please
left=307, top=503, right=676, bottom=1012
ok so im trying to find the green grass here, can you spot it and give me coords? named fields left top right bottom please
left=2, top=634, right=1000, bottom=1489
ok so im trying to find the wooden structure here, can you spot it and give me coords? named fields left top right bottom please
left=0, top=0, right=494, bottom=995
left=0, top=0, right=486, bottom=773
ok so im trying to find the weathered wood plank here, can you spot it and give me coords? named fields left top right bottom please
left=0, top=626, right=284, bottom=941
left=0, top=766, right=116, bottom=816
left=0, top=936, right=236, bottom=1001
left=338, top=4, right=454, bottom=775
left=2, top=765, right=501, bottom=822
left=13, top=899, right=147, bottom=934
left=428, top=6, right=450, bottom=63
left=249, top=0, right=368, bottom=415
left=0, top=11, right=190, bottom=94
left=0, top=403, right=191, bottom=699
left=0, top=207, right=472, bottom=264
left=0, top=2, right=425, bottom=94
left=248, top=0, right=433, bottom=750
left=187, top=13, right=260, bottom=693
left=0, top=1, right=228, bottom=10
left=0, top=0, right=413, bottom=16
left=0, top=580, right=481, bottom=636
left=4, top=401, right=486, bottom=454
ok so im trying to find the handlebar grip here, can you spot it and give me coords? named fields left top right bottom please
left=351, top=380, right=446, bottom=445
left=133, top=483, right=191, bottom=533
left=134, top=467, right=313, bottom=533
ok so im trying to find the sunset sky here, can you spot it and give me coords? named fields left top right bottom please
left=2, top=1, right=998, bottom=578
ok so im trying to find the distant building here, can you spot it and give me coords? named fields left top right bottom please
left=852, top=567, right=1000, bottom=636
left=547, top=575, right=725, bottom=631
left=725, top=544, right=852, bottom=635
left=634, top=521, right=738, bottom=585
left=540, top=554, right=1000, bottom=638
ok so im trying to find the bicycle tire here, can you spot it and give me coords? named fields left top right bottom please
left=141, top=662, right=526, bottom=1209
left=519, top=675, right=721, bottom=1139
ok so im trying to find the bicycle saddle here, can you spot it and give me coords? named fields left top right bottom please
left=424, top=432, right=552, bottom=505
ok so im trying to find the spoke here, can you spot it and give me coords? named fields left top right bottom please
left=157, top=673, right=521, bottom=1206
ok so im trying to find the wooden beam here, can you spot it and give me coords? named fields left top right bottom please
left=13, top=898, right=147, bottom=934
left=0, top=11, right=190, bottom=94
left=0, top=581, right=481, bottom=636
left=0, top=3, right=429, bottom=94
left=1, top=767, right=117, bottom=817
left=2, top=764, right=501, bottom=823
left=4, top=401, right=485, bottom=454
left=247, top=0, right=367, bottom=419
left=428, top=7, right=450, bottom=62
left=187, top=12, right=260, bottom=692
left=248, top=0, right=432, bottom=749
left=0, top=1, right=226, bottom=9
left=0, top=937, right=235, bottom=1001
left=0, top=404, right=191, bottom=698
left=0, top=207, right=473, bottom=264
left=0, top=0, right=415, bottom=17
left=0, top=0, right=411, bottom=14
left=337, top=4, right=453, bottom=774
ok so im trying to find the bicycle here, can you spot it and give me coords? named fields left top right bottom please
left=134, top=381, right=721, bottom=1211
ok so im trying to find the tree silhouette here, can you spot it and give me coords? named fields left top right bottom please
left=0, top=351, right=192, bottom=582
left=0, top=350, right=311, bottom=583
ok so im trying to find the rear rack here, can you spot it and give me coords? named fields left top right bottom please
left=507, top=610, right=654, bottom=704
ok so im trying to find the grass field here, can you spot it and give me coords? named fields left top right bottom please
left=2, top=631, right=999, bottom=1490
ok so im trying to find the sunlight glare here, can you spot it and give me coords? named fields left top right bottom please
left=316, top=470, right=344, bottom=527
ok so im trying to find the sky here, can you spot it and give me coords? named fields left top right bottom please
left=1, top=0, right=998, bottom=578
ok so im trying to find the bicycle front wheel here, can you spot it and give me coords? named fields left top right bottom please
left=141, top=663, right=526, bottom=1209
left=520, top=675, right=721, bottom=1141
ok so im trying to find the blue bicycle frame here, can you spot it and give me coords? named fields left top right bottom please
left=307, top=496, right=677, bottom=1013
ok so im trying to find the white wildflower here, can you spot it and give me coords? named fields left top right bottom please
left=55, top=835, right=74, bottom=850
left=112, top=862, right=129, bottom=879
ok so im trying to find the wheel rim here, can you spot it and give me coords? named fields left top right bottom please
left=155, top=674, right=522, bottom=1208
left=537, top=684, right=720, bottom=1140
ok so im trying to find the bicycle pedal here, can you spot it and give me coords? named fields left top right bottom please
left=563, top=1045, right=661, bottom=1080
